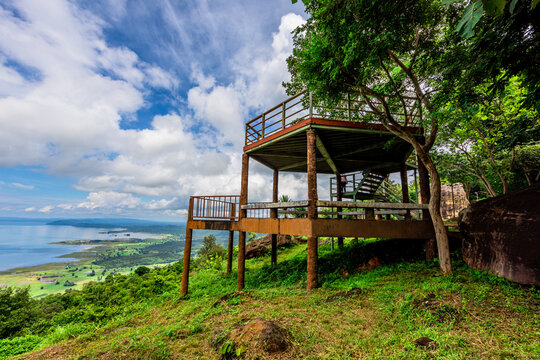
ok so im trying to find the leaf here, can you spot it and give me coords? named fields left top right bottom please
left=532, top=0, right=539, bottom=8
left=482, top=0, right=506, bottom=16
left=509, top=0, right=518, bottom=13
left=456, top=0, right=484, bottom=39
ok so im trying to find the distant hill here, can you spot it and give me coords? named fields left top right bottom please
left=0, top=217, right=59, bottom=224
left=47, top=218, right=184, bottom=228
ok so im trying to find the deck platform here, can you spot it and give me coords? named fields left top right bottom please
left=180, top=91, right=436, bottom=296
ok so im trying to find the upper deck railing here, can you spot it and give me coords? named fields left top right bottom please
left=245, top=90, right=419, bottom=146
left=191, top=195, right=239, bottom=221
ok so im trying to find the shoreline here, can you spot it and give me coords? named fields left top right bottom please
left=0, top=232, right=174, bottom=297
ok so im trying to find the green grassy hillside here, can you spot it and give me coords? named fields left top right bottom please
left=1, top=238, right=538, bottom=359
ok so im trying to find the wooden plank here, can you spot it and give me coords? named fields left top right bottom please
left=311, top=219, right=435, bottom=239
left=316, top=200, right=428, bottom=210
left=315, top=134, right=339, bottom=175
left=242, top=201, right=309, bottom=209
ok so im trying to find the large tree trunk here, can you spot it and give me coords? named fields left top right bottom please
left=416, top=147, right=452, bottom=274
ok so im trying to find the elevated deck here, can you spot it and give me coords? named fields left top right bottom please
left=187, top=196, right=433, bottom=239
left=180, top=91, right=434, bottom=296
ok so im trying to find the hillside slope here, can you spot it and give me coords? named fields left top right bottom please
left=3, top=239, right=539, bottom=360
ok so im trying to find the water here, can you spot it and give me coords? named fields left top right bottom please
left=0, top=222, right=161, bottom=271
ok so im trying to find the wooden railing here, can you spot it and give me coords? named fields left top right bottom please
left=191, top=195, right=239, bottom=220
left=240, top=200, right=427, bottom=220
left=245, top=90, right=419, bottom=146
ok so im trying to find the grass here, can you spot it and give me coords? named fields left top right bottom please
left=6, top=238, right=540, bottom=359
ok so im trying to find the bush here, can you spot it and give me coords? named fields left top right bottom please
left=0, top=288, right=39, bottom=339
left=0, top=335, right=42, bottom=358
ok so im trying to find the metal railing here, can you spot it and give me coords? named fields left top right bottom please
left=191, top=195, right=239, bottom=220
left=245, top=90, right=419, bottom=146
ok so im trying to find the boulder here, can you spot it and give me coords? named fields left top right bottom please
left=459, top=185, right=540, bottom=285
left=229, top=318, right=291, bottom=353
left=245, top=234, right=295, bottom=259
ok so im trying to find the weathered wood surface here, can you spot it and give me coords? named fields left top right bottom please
left=316, top=200, right=428, bottom=210
left=242, top=201, right=309, bottom=209
left=460, top=185, right=540, bottom=286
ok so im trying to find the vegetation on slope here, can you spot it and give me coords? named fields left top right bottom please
left=1, top=238, right=538, bottom=359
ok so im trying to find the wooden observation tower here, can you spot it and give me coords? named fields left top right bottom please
left=180, top=90, right=433, bottom=296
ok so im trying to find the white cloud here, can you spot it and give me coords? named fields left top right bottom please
left=38, top=205, right=53, bottom=213
left=24, top=206, right=35, bottom=212
left=77, top=191, right=140, bottom=210
left=0, top=1, right=306, bottom=218
left=11, top=182, right=34, bottom=190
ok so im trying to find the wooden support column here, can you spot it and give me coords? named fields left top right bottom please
left=365, top=208, right=375, bottom=220
left=418, top=154, right=436, bottom=261
left=227, top=231, right=234, bottom=274
left=336, top=174, right=344, bottom=249
left=180, top=197, right=194, bottom=296
left=270, top=169, right=278, bottom=266
left=400, top=163, right=411, bottom=221
left=306, top=129, right=318, bottom=290
left=237, top=153, right=249, bottom=291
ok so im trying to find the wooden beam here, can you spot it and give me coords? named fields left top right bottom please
left=334, top=141, right=390, bottom=159
left=242, top=200, right=309, bottom=209
left=279, top=159, right=308, bottom=171
left=315, top=134, right=339, bottom=175
left=316, top=200, right=428, bottom=210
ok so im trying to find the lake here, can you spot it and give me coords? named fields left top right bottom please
left=0, top=221, right=161, bottom=271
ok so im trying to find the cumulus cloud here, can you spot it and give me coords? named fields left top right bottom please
left=0, top=0, right=306, bottom=218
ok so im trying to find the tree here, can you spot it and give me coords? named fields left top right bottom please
left=286, top=0, right=459, bottom=274
left=197, top=235, right=226, bottom=259
left=436, top=76, right=539, bottom=196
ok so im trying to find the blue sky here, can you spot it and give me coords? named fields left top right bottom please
left=0, top=0, right=310, bottom=221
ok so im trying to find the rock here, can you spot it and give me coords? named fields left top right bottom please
left=229, top=318, right=291, bottom=353
left=357, top=256, right=382, bottom=272
left=460, top=185, right=540, bottom=286
left=245, top=234, right=295, bottom=259
left=414, top=337, right=438, bottom=349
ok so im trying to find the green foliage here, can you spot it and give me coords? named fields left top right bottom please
left=0, top=335, right=42, bottom=359
left=197, top=235, right=226, bottom=259
left=0, top=263, right=182, bottom=341
left=0, top=287, right=39, bottom=339
left=435, top=76, right=539, bottom=196
left=135, top=266, right=151, bottom=276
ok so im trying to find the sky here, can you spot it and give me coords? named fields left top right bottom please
left=0, top=0, right=314, bottom=221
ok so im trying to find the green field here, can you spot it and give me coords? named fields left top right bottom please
left=1, top=237, right=538, bottom=359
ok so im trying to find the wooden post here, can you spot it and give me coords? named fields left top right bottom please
left=227, top=231, right=234, bottom=274
left=400, top=163, right=411, bottom=221
left=237, top=153, right=249, bottom=291
left=336, top=174, right=344, bottom=249
left=306, top=129, right=318, bottom=290
left=418, top=154, right=436, bottom=261
left=180, top=197, right=194, bottom=296
left=365, top=208, right=375, bottom=220
left=270, top=169, right=278, bottom=266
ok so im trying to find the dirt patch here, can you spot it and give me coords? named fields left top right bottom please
left=17, top=343, right=72, bottom=360
left=412, top=293, right=463, bottom=323
left=414, top=336, right=438, bottom=350
left=230, top=318, right=291, bottom=352
left=325, top=288, right=363, bottom=303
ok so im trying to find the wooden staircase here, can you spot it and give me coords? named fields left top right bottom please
left=330, top=170, right=398, bottom=201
